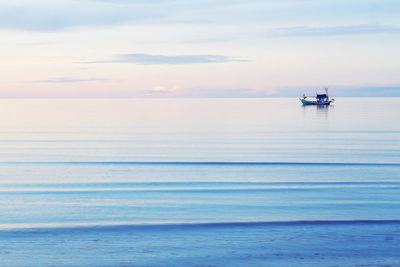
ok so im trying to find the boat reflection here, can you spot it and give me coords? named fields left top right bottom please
left=301, top=102, right=333, bottom=121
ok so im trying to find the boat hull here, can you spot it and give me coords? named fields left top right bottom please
left=300, top=99, right=331, bottom=105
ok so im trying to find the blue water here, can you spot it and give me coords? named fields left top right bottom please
left=0, top=98, right=399, bottom=266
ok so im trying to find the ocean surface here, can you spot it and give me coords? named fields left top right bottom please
left=1, top=98, right=400, bottom=266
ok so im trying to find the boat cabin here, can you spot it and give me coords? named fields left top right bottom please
left=316, top=94, right=328, bottom=102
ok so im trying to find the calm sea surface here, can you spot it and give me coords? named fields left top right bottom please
left=1, top=98, right=399, bottom=266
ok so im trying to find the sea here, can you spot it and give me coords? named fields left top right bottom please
left=0, top=98, right=399, bottom=266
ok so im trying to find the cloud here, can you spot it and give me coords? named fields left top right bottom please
left=0, top=1, right=155, bottom=31
left=331, top=84, right=400, bottom=97
left=88, top=53, right=246, bottom=64
left=267, top=24, right=400, bottom=38
left=274, top=84, right=400, bottom=97
left=137, top=84, right=400, bottom=98
left=151, top=85, right=179, bottom=92
left=136, top=86, right=278, bottom=98
left=140, top=85, right=181, bottom=96
left=0, top=0, right=271, bottom=31
left=1, top=0, right=399, bottom=34
left=0, top=0, right=359, bottom=32
left=29, top=77, right=109, bottom=83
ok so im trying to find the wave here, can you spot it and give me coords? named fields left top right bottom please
left=1, top=161, right=400, bottom=166
left=2, top=220, right=400, bottom=233
left=2, top=181, right=400, bottom=193
left=2, top=186, right=400, bottom=194
left=3, top=181, right=400, bottom=187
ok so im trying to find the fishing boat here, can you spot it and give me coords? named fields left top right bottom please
left=300, top=88, right=334, bottom=105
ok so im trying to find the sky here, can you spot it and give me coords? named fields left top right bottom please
left=1, top=0, right=400, bottom=98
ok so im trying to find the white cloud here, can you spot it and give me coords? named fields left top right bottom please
left=267, top=25, right=400, bottom=38
left=29, top=77, right=110, bottom=83
left=86, top=53, right=246, bottom=64
left=2, top=0, right=398, bottom=32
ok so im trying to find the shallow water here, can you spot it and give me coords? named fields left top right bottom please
left=0, top=98, right=399, bottom=266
